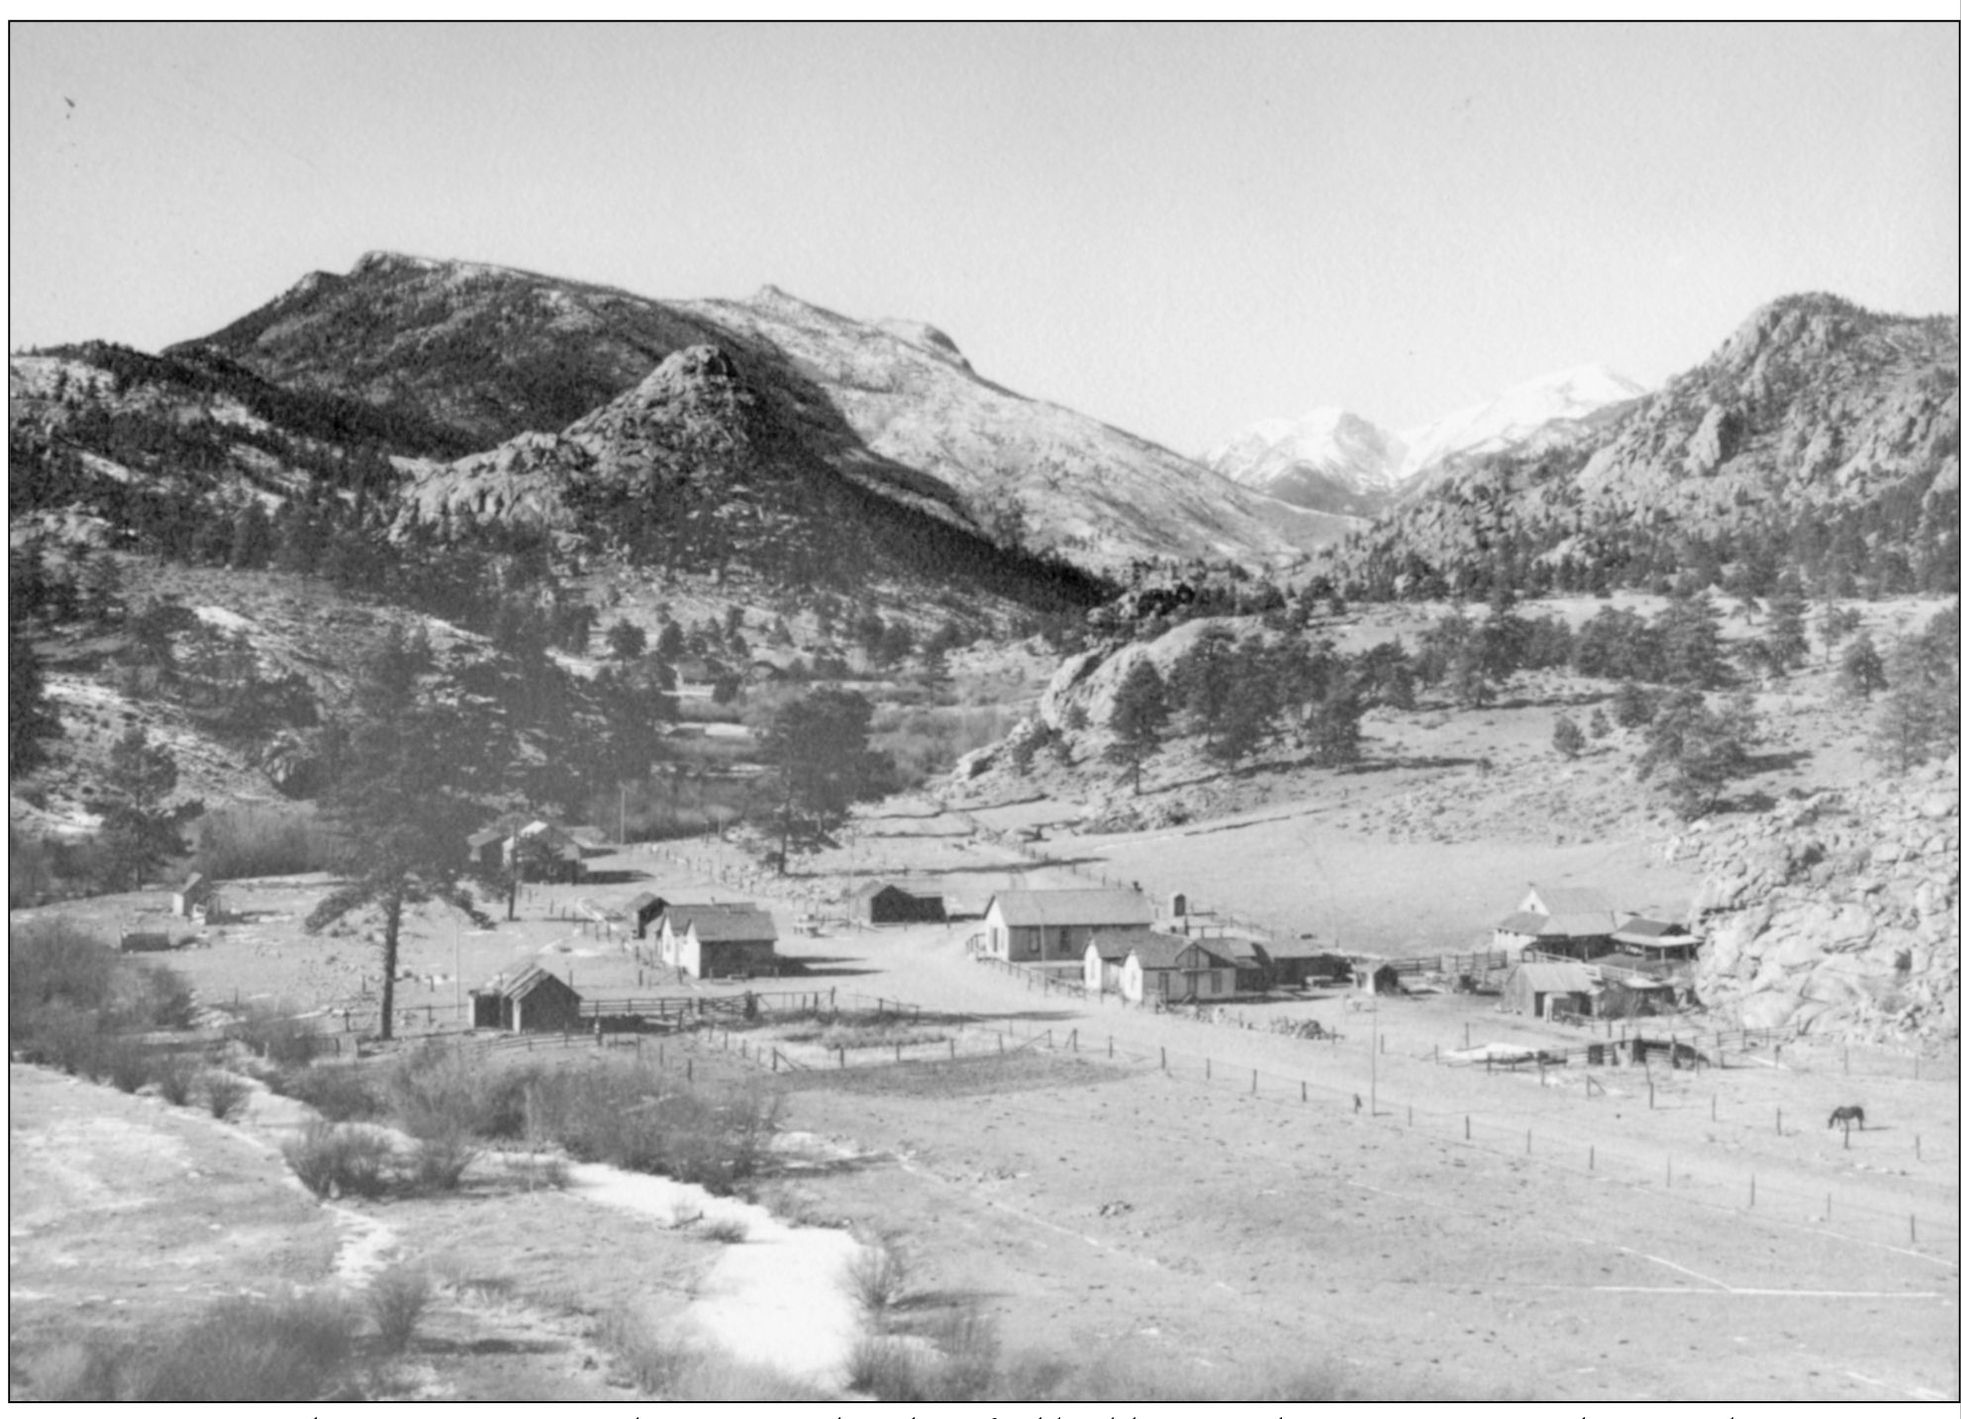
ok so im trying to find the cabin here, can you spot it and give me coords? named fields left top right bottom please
left=563, top=825, right=612, bottom=858
left=466, top=813, right=527, bottom=874
left=118, top=929, right=178, bottom=953
left=1492, top=884, right=1624, bottom=960
left=1500, top=960, right=1597, bottom=1019
left=847, top=879, right=948, bottom=926
left=981, top=889, right=1155, bottom=963
left=171, top=873, right=213, bottom=919
left=1354, top=961, right=1401, bottom=996
left=1202, top=936, right=1269, bottom=993
left=506, top=821, right=587, bottom=883
left=621, top=892, right=668, bottom=939
left=659, top=906, right=780, bottom=980
left=470, top=965, right=582, bottom=1033
left=1112, top=931, right=1242, bottom=1005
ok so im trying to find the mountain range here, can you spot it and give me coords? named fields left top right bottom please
left=1204, top=365, right=1649, bottom=517
left=170, top=252, right=1355, bottom=573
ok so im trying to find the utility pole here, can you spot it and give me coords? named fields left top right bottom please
left=619, top=782, right=627, bottom=849
left=1369, top=995, right=1379, bottom=1117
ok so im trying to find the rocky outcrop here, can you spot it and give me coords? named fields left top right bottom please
left=1684, top=755, right=1959, bottom=1044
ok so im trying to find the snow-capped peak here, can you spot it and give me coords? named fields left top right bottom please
left=1395, top=365, right=1646, bottom=477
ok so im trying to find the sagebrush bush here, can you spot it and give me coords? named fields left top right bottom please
left=8, top=919, right=118, bottom=1035
left=124, top=1291, right=359, bottom=1402
left=150, top=1048, right=201, bottom=1106
left=847, top=1235, right=907, bottom=1317
left=99, top=1034, right=155, bottom=1093
left=367, top=1265, right=432, bottom=1353
left=229, top=1001, right=326, bottom=1065
left=199, top=1070, right=252, bottom=1122
left=523, top=1064, right=782, bottom=1193
left=697, top=1215, right=749, bottom=1244
left=268, top=1062, right=384, bottom=1122
left=387, top=1040, right=536, bottom=1139
left=409, top=1126, right=479, bottom=1193
left=283, top=1120, right=394, bottom=1199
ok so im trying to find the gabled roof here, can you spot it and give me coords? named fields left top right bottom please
left=1612, top=917, right=1701, bottom=947
left=1202, top=936, right=1265, bottom=965
left=179, top=872, right=207, bottom=892
left=1509, top=962, right=1596, bottom=994
left=1525, top=884, right=1617, bottom=916
left=563, top=825, right=610, bottom=849
left=1089, top=926, right=1179, bottom=961
left=677, top=906, right=778, bottom=943
left=622, top=891, right=665, bottom=914
left=477, top=963, right=578, bottom=1000
left=466, top=826, right=509, bottom=849
left=987, top=889, right=1154, bottom=929
left=1495, top=911, right=1553, bottom=935
left=1122, top=934, right=1194, bottom=970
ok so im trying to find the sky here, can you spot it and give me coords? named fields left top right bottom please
left=9, top=21, right=1959, bottom=458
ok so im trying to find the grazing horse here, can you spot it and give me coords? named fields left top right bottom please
left=1828, top=1104, right=1866, bottom=1131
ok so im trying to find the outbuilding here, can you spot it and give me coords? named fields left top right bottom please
left=470, top=965, right=583, bottom=1033
left=1355, top=961, right=1401, bottom=996
left=1500, top=960, right=1597, bottom=1018
left=621, top=892, right=669, bottom=939
left=847, top=879, right=948, bottom=926
left=171, top=873, right=214, bottom=919
left=1106, top=930, right=1242, bottom=1005
left=1492, top=884, right=1625, bottom=960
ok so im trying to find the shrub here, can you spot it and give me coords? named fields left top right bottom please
left=125, top=1291, right=359, bottom=1402
left=366, top=1265, right=432, bottom=1353
left=523, top=1064, right=782, bottom=1193
left=100, top=1034, right=156, bottom=1093
left=386, top=1040, right=536, bottom=1139
left=697, top=1215, right=748, bottom=1243
left=13, top=1337, right=124, bottom=1401
left=509, top=1150, right=570, bottom=1191
left=847, top=1234, right=907, bottom=1317
left=847, top=1335, right=926, bottom=1400
left=8, top=919, right=118, bottom=1034
left=229, top=1000, right=326, bottom=1065
left=114, top=961, right=197, bottom=1031
left=599, top=1310, right=694, bottom=1394
left=409, top=1126, right=480, bottom=1193
left=268, top=1062, right=384, bottom=1122
left=150, top=1048, right=201, bottom=1105
left=283, top=1119, right=394, bottom=1198
left=192, top=804, right=333, bottom=879
left=199, top=1070, right=252, bottom=1121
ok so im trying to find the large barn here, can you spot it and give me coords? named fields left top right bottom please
left=660, top=906, right=780, bottom=980
left=980, top=889, right=1155, bottom=963
left=1492, top=884, right=1625, bottom=961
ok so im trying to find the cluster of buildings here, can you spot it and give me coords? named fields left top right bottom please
left=1490, top=884, right=1701, bottom=1018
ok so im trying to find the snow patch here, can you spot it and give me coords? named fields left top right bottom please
left=565, top=1161, right=866, bottom=1385
left=194, top=606, right=257, bottom=633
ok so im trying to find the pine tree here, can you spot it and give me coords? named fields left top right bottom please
left=606, top=619, right=648, bottom=661
left=1637, top=689, right=1756, bottom=820
left=100, top=726, right=201, bottom=891
left=304, top=631, right=488, bottom=1041
left=1105, top=657, right=1170, bottom=794
left=8, top=628, right=63, bottom=778
left=1835, top=631, right=1886, bottom=701
left=1762, top=579, right=1810, bottom=676
left=1655, top=589, right=1731, bottom=689
left=1552, top=714, right=1585, bottom=759
left=1168, top=625, right=1237, bottom=747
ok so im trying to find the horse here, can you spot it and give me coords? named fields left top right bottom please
left=1828, top=1104, right=1866, bottom=1131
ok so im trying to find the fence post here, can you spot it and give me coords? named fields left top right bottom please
left=949, top=1037, right=956, bottom=1059
left=1252, top=1069, right=1258, bottom=1095
left=1826, top=1192, right=1832, bottom=1220
left=1108, top=1035, right=1114, bottom=1059
left=1588, top=1144, right=1594, bottom=1171
left=1776, top=1106, right=1781, bottom=1136
left=687, top=1058, right=693, bottom=1082
left=1648, top=1079, right=1655, bottom=1110
left=1665, top=1156, right=1671, bottom=1187
left=1206, top=1057, right=1211, bottom=1080
left=1464, top=1116, right=1471, bottom=1140
left=1527, top=1129, right=1532, bottom=1155
left=1748, top=1175, right=1755, bottom=1208
left=1161, top=1046, right=1167, bottom=1072
left=1711, top=1094, right=1717, bottom=1122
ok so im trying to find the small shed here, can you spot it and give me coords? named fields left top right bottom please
left=621, top=892, right=669, bottom=939
left=1355, top=962, right=1401, bottom=996
left=1106, top=930, right=1241, bottom=1005
left=1260, top=947, right=1350, bottom=989
left=171, top=873, right=214, bottom=919
left=847, top=879, right=948, bottom=926
left=470, top=965, right=582, bottom=1033
left=1083, top=939, right=1130, bottom=994
left=1501, top=961, right=1597, bottom=1018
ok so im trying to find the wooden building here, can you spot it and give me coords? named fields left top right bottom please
left=980, top=889, right=1155, bottom=963
left=171, top=872, right=213, bottom=919
left=1355, top=961, right=1401, bottom=996
left=470, top=965, right=582, bottom=1033
left=847, top=879, right=948, bottom=926
left=659, top=906, right=780, bottom=980
left=621, top=892, right=669, bottom=939
left=1609, top=916, right=1702, bottom=964
left=1492, top=884, right=1624, bottom=961
left=1111, top=931, right=1243, bottom=1005
left=1500, top=960, right=1597, bottom=1019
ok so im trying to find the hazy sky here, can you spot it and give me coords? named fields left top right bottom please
left=10, top=21, right=1958, bottom=456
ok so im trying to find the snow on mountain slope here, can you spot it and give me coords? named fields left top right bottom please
left=1208, top=365, right=1647, bottom=518
left=1395, top=365, right=1647, bottom=477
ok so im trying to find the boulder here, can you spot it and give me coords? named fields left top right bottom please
left=1735, top=991, right=1802, bottom=1031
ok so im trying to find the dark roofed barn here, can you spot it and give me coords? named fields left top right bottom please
left=847, top=880, right=948, bottom=926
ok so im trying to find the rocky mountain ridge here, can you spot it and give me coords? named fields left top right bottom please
left=1330, top=294, right=1959, bottom=599
left=177, top=252, right=1350, bottom=571
left=1686, top=757, right=1959, bottom=1045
